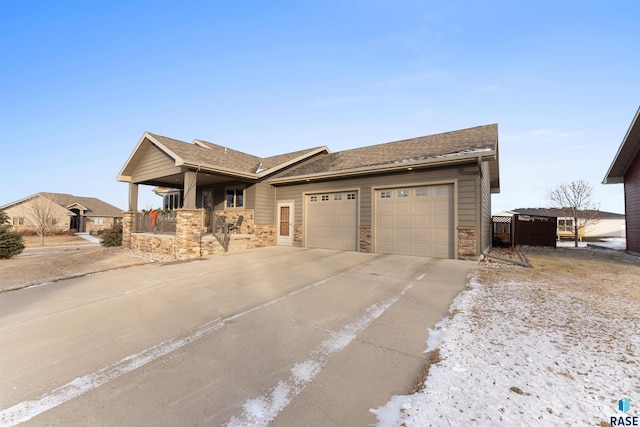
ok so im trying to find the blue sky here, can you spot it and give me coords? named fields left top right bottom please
left=1, top=1, right=638, bottom=214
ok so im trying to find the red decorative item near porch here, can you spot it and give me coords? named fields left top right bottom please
left=149, top=210, right=158, bottom=227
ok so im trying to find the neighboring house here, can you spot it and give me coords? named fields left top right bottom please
left=603, top=106, right=640, bottom=255
left=1, top=192, right=124, bottom=234
left=495, top=208, right=625, bottom=241
left=117, top=124, right=500, bottom=260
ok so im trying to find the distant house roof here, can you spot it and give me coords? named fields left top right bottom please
left=603, top=106, right=640, bottom=184
left=508, top=208, right=624, bottom=220
left=1, top=193, right=123, bottom=217
left=271, top=124, right=500, bottom=189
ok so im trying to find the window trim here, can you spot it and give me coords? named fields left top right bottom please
left=225, top=187, right=245, bottom=209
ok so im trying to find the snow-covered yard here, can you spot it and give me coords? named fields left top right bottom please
left=373, top=246, right=640, bottom=426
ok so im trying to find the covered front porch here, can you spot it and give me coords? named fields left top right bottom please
left=122, top=207, right=264, bottom=259
left=117, top=133, right=277, bottom=259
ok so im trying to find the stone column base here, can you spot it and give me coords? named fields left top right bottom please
left=458, top=226, right=477, bottom=260
left=359, top=226, right=372, bottom=253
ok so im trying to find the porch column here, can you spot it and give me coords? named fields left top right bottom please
left=128, top=183, right=139, bottom=212
left=183, top=171, right=197, bottom=209
left=175, top=209, right=202, bottom=259
left=122, top=211, right=136, bottom=249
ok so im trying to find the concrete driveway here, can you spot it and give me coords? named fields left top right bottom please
left=0, top=247, right=476, bottom=426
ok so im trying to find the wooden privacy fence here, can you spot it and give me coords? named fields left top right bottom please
left=492, top=214, right=557, bottom=248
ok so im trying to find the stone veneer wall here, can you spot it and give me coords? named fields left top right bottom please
left=293, top=225, right=303, bottom=247
left=457, top=226, right=477, bottom=260
left=359, top=226, right=372, bottom=253
left=216, top=209, right=255, bottom=235
left=251, top=225, right=276, bottom=248
left=174, top=209, right=203, bottom=260
left=122, top=211, right=136, bottom=249
left=130, top=233, right=175, bottom=257
left=201, top=235, right=226, bottom=256
left=124, top=209, right=276, bottom=259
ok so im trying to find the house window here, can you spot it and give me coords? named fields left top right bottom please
left=94, top=217, right=104, bottom=225
left=415, top=188, right=428, bottom=197
left=347, top=193, right=356, bottom=200
left=226, top=188, right=244, bottom=208
left=12, top=217, right=24, bottom=226
left=334, top=194, right=342, bottom=201
left=163, top=192, right=182, bottom=210
left=397, top=189, right=409, bottom=198
left=380, top=191, right=391, bottom=199
left=309, top=195, right=318, bottom=202
left=321, top=195, right=330, bottom=201
left=558, top=219, right=574, bottom=232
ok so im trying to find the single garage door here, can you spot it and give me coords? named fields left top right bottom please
left=375, top=184, right=454, bottom=258
left=306, top=191, right=358, bottom=250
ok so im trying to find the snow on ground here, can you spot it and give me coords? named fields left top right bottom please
left=589, top=238, right=627, bottom=251
left=557, top=237, right=626, bottom=250
left=372, top=255, right=639, bottom=426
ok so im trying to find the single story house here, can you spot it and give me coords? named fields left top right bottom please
left=603, top=105, right=640, bottom=255
left=117, top=124, right=500, bottom=260
left=1, top=192, right=123, bottom=234
left=495, top=208, right=625, bottom=241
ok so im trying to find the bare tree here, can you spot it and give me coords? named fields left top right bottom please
left=547, top=180, right=600, bottom=247
left=28, top=194, right=64, bottom=247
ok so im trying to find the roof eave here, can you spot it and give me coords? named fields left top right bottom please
left=180, top=162, right=258, bottom=180
left=603, top=106, right=640, bottom=184
left=257, top=146, right=331, bottom=178
left=116, top=132, right=184, bottom=182
left=269, top=151, right=497, bottom=185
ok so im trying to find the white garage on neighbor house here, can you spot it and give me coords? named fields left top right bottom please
left=117, top=124, right=500, bottom=260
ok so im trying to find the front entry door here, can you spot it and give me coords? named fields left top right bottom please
left=277, top=202, right=293, bottom=246
left=202, top=190, right=213, bottom=231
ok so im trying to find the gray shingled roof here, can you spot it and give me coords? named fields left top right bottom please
left=39, top=192, right=124, bottom=217
left=120, top=125, right=499, bottom=187
left=277, top=124, right=498, bottom=177
left=147, top=132, right=326, bottom=175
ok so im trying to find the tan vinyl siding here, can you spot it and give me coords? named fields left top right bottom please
left=131, top=143, right=182, bottom=183
left=273, top=164, right=480, bottom=228
left=254, top=181, right=276, bottom=225
left=457, top=178, right=477, bottom=227
left=244, top=184, right=256, bottom=210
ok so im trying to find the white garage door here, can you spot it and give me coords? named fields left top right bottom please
left=375, top=184, right=454, bottom=258
left=306, top=192, right=357, bottom=250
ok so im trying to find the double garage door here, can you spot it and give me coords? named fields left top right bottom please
left=305, top=184, right=454, bottom=258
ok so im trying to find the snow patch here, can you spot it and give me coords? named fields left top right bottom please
left=373, top=275, right=640, bottom=426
